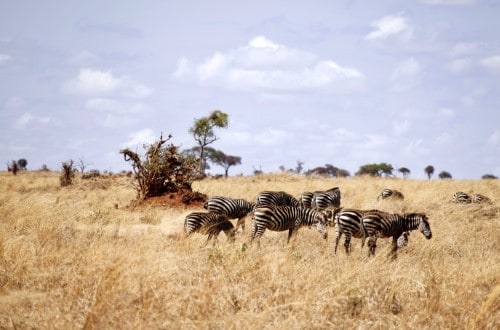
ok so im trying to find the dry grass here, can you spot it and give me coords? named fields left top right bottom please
left=0, top=171, right=499, bottom=329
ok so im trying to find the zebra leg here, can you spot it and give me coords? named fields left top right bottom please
left=367, top=237, right=377, bottom=256
left=335, top=230, right=342, bottom=254
left=390, top=236, right=398, bottom=259
left=344, top=234, right=351, bottom=255
left=287, top=228, right=296, bottom=244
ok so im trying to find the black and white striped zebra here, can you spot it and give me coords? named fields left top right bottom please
left=255, top=191, right=300, bottom=208
left=471, top=194, right=492, bottom=204
left=204, top=196, right=256, bottom=232
left=335, top=209, right=410, bottom=255
left=311, top=187, right=341, bottom=209
left=184, top=212, right=236, bottom=245
left=360, top=211, right=432, bottom=257
left=452, top=192, right=472, bottom=203
left=334, top=208, right=365, bottom=254
left=299, top=191, right=314, bottom=208
left=250, top=206, right=329, bottom=244
left=377, top=189, right=404, bottom=201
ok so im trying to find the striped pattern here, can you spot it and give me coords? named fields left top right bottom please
left=311, top=187, right=341, bottom=209
left=204, top=196, right=256, bottom=231
left=471, top=194, right=492, bottom=204
left=255, top=191, right=300, bottom=207
left=360, top=211, right=432, bottom=257
left=452, top=192, right=472, bottom=204
left=299, top=191, right=314, bottom=208
left=251, top=206, right=329, bottom=243
left=377, top=189, right=404, bottom=201
left=334, top=209, right=365, bottom=254
left=184, top=212, right=235, bottom=245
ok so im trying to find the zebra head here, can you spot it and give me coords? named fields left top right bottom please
left=417, top=214, right=432, bottom=239
left=316, top=211, right=330, bottom=239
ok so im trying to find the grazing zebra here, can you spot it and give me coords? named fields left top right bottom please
left=377, top=189, right=404, bottom=201
left=471, top=194, right=492, bottom=204
left=184, top=212, right=236, bottom=246
left=299, top=191, right=314, bottom=208
left=250, top=206, right=330, bottom=244
left=452, top=192, right=472, bottom=204
left=204, top=196, right=256, bottom=232
left=360, top=211, right=432, bottom=257
left=311, top=187, right=341, bottom=209
left=255, top=191, right=300, bottom=208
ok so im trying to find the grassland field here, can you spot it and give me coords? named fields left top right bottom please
left=0, top=171, right=498, bottom=329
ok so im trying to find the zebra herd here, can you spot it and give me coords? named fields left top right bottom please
left=184, top=187, right=438, bottom=257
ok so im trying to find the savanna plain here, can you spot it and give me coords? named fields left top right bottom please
left=0, top=171, right=499, bottom=329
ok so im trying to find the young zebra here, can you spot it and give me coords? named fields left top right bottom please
left=311, top=187, right=341, bottom=209
left=184, top=212, right=236, bottom=246
left=250, top=206, right=330, bottom=244
left=377, top=189, right=404, bottom=201
left=255, top=191, right=300, bottom=208
left=470, top=194, right=492, bottom=204
left=452, top=192, right=472, bottom=203
left=204, top=196, right=256, bottom=232
left=360, top=211, right=432, bottom=257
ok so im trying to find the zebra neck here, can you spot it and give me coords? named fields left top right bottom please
left=399, top=214, right=420, bottom=230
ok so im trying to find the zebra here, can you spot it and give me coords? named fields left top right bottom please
left=360, top=211, right=432, bottom=257
left=452, top=192, right=472, bottom=203
left=255, top=191, right=300, bottom=208
left=471, top=194, right=492, bottom=204
left=311, top=187, right=341, bottom=209
left=299, top=191, right=314, bottom=208
left=204, top=196, right=256, bottom=232
left=377, top=189, right=404, bottom=201
left=250, top=206, right=330, bottom=244
left=184, top=212, right=236, bottom=246
left=334, top=209, right=410, bottom=255
left=334, top=208, right=366, bottom=254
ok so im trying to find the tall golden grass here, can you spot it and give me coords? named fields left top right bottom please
left=0, top=171, right=498, bottom=329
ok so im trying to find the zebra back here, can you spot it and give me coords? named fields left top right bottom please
left=251, top=206, right=328, bottom=241
left=377, top=189, right=404, bottom=201
left=471, top=194, right=491, bottom=204
left=204, top=196, right=256, bottom=218
left=300, top=192, right=314, bottom=208
left=311, top=191, right=341, bottom=209
left=452, top=192, right=472, bottom=203
left=255, top=191, right=300, bottom=207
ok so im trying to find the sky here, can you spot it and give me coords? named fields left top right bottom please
left=1, top=0, right=499, bottom=179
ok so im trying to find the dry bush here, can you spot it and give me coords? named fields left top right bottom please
left=0, top=171, right=499, bottom=329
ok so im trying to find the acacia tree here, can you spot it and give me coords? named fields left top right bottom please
left=355, top=163, right=394, bottom=177
left=438, top=171, right=452, bottom=179
left=189, top=110, right=229, bottom=176
left=208, top=149, right=242, bottom=177
left=398, top=167, right=411, bottom=179
left=425, top=165, right=434, bottom=180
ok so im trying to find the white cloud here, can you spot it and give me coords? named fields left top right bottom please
left=365, top=14, right=412, bottom=41
left=488, top=130, right=500, bottom=146
left=438, top=108, right=455, bottom=120
left=121, top=129, right=157, bottom=148
left=0, top=53, right=12, bottom=64
left=172, top=36, right=364, bottom=93
left=85, top=98, right=147, bottom=114
left=15, top=112, right=51, bottom=129
left=479, top=55, right=500, bottom=73
left=63, top=68, right=153, bottom=98
left=391, top=57, right=422, bottom=92
left=5, top=96, right=24, bottom=108
left=67, top=51, right=99, bottom=65
left=449, top=42, right=479, bottom=57
left=447, top=58, right=472, bottom=73
left=404, top=139, right=430, bottom=156
left=254, top=128, right=290, bottom=146
left=392, top=119, right=411, bottom=135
